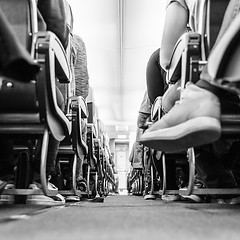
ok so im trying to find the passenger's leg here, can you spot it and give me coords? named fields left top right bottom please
left=146, top=48, right=167, bottom=104
left=140, top=82, right=221, bottom=152
left=0, top=139, right=15, bottom=183
left=0, top=139, right=16, bottom=203
left=195, top=145, right=237, bottom=189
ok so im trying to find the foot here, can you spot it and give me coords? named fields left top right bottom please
left=27, top=182, right=65, bottom=205
left=65, top=195, right=80, bottom=202
left=161, top=194, right=182, bottom=202
left=211, top=195, right=240, bottom=205
left=140, top=84, right=221, bottom=153
left=181, top=194, right=204, bottom=203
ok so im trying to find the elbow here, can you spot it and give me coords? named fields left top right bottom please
left=159, top=51, right=170, bottom=71
left=160, top=59, right=169, bottom=72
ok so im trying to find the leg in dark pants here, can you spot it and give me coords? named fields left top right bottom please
left=146, top=48, right=167, bottom=104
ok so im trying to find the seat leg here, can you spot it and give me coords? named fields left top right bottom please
left=40, top=129, right=58, bottom=197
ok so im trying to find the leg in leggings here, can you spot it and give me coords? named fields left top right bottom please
left=146, top=48, right=167, bottom=104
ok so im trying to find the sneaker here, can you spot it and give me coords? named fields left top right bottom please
left=144, top=194, right=156, bottom=200
left=180, top=179, right=207, bottom=203
left=211, top=196, right=240, bottom=205
left=65, top=195, right=80, bottom=202
left=139, top=84, right=221, bottom=153
left=48, top=182, right=65, bottom=204
left=162, top=81, right=181, bottom=113
left=229, top=197, right=240, bottom=205
left=181, top=194, right=203, bottom=203
left=0, top=184, right=15, bottom=204
left=27, top=183, right=65, bottom=205
left=161, top=194, right=182, bottom=202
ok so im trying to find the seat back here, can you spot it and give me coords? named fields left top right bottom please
left=37, top=0, right=71, bottom=50
left=0, top=0, right=31, bottom=51
left=37, top=0, right=73, bottom=111
left=0, top=0, right=71, bottom=140
left=0, top=0, right=39, bottom=119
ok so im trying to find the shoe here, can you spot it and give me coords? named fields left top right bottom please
left=162, top=81, right=181, bottom=113
left=0, top=184, right=15, bottom=204
left=161, top=194, right=182, bottom=202
left=65, top=195, right=80, bottom=202
left=27, top=183, right=65, bottom=205
left=229, top=197, right=240, bottom=205
left=50, top=174, right=65, bottom=190
left=180, top=178, right=207, bottom=203
left=181, top=194, right=203, bottom=203
left=211, top=196, right=240, bottom=205
left=139, top=84, right=221, bottom=153
left=144, top=194, right=156, bottom=200
left=47, top=182, right=65, bottom=204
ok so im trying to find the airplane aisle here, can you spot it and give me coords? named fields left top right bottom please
left=1, top=195, right=240, bottom=240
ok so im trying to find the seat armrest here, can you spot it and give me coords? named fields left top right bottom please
left=71, top=96, right=88, bottom=118
left=166, top=33, right=189, bottom=84
left=166, top=32, right=201, bottom=85
left=151, top=96, right=162, bottom=121
left=35, top=31, right=71, bottom=83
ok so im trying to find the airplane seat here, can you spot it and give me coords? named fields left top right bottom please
left=0, top=0, right=72, bottom=201
left=37, top=0, right=70, bottom=51
left=37, top=0, right=90, bottom=199
left=164, top=0, right=240, bottom=197
left=147, top=0, right=213, bottom=198
left=86, top=87, right=99, bottom=168
left=83, top=90, right=99, bottom=198
left=86, top=101, right=98, bottom=169
left=149, top=0, right=232, bottom=197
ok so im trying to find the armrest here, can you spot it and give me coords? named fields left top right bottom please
left=35, top=31, right=71, bottom=83
left=35, top=31, right=71, bottom=140
left=166, top=32, right=201, bottom=85
left=181, top=33, right=201, bottom=84
left=166, top=33, right=189, bottom=84
left=76, top=96, right=88, bottom=118
left=151, top=96, right=162, bottom=121
left=70, top=96, right=88, bottom=156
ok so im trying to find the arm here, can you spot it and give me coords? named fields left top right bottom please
left=73, top=35, right=89, bottom=99
left=160, top=2, right=188, bottom=71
